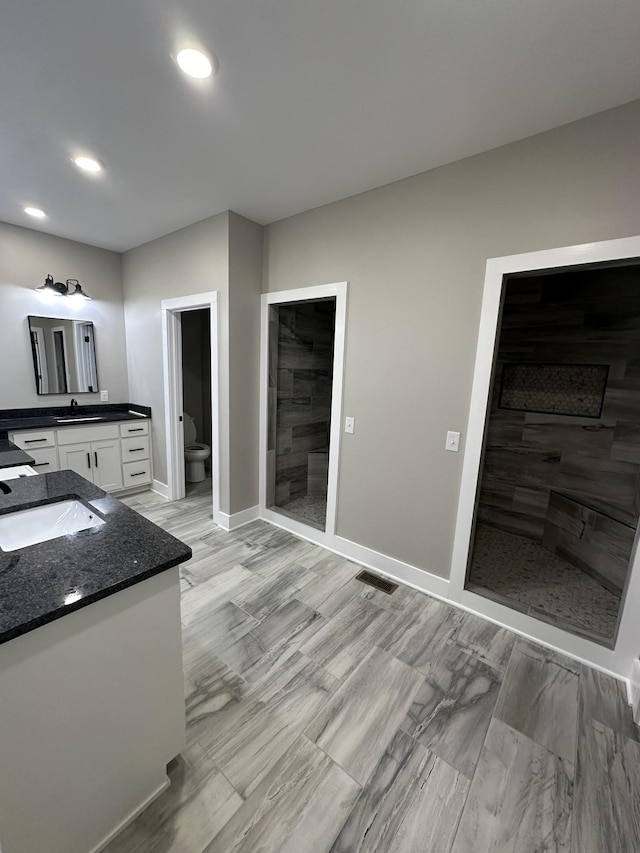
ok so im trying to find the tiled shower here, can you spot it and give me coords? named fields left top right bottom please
left=467, top=263, right=640, bottom=646
left=266, top=299, right=336, bottom=529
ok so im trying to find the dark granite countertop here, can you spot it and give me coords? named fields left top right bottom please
left=0, top=403, right=151, bottom=434
left=0, top=470, right=191, bottom=644
left=0, top=440, right=34, bottom=469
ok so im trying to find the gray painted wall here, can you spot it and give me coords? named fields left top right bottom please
left=0, top=222, right=127, bottom=408
left=121, top=210, right=262, bottom=514
left=228, top=211, right=263, bottom=514
left=121, top=213, right=230, bottom=497
left=263, top=100, right=640, bottom=580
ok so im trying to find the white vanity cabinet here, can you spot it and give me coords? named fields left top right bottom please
left=9, top=429, right=60, bottom=474
left=9, top=418, right=152, bottom=494
left=119, top=420, right=152, bottom=488
left=58, top=426, right=123, bottom=492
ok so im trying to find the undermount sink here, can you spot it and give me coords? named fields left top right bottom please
left=0, top=465, right=38, bottom=480
left=0, top=499, right=105, bottom=551
left=55, top=415, right=103, bottom=423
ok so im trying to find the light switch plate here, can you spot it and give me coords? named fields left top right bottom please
left=100, top=390, right=109, bottom=402
left=446, top=430, right=460, bottom=452
left=345, top=416, right=355, bottom=434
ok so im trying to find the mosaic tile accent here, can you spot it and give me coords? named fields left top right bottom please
left=499, top=363, right=609, bottom=418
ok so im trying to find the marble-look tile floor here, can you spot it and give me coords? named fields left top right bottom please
left=468, top=522, right=620, bottom=645
left=186, top=475, right=213, bottom=498
left=104, top=489, right=640, bottom=853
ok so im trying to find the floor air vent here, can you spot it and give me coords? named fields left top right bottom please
left=355, top=570, right=398, bottom=595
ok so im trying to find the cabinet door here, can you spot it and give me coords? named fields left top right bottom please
left=92, top=439, right=123, bottom=492
left=59, top=443, right=93, bottom=479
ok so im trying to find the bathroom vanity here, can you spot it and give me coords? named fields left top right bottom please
left=0, top=470, right=191, bottom=853
left=0, top=403, right=153, bottom=493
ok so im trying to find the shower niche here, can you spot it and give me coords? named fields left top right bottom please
left=266, top=298, right=336, bottom=530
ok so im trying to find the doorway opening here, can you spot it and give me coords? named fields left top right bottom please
left=451, top=237, right=640, bottom=681
left=269, top=298, right=336, bottom=530
left=52, top=327, right=70, bottom=393
left=161, top=292, right=219, bottom=522
left=181, top=308, right=212, bottom=499
left=260, top=283, right=347, bottom=542
left=466, top=261, right=640, bottom=648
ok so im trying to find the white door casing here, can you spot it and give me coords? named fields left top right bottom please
left=161, top=292, right=220, bottom=522
left=259, top=282, right=348, bottom=546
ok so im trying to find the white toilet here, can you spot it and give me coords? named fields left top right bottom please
left=183, top=412, right=210, bottom=483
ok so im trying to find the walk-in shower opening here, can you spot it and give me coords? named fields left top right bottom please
left=266, top=297, right=336, bottom=530
left=466, top=260, right=640, bottom=647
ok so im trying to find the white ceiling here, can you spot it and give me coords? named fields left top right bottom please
left=2, top=0, right=639, bottom=252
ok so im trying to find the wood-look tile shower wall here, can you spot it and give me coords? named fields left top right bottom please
left=478, top=265, right=640, bottom=593
left=266, top=301, right=335, bottom=507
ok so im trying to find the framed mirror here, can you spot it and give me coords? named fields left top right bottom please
left=28, top=315, right=100, bottom=394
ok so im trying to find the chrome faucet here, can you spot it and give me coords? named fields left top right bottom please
left=70, top=398, right=79, bottom=413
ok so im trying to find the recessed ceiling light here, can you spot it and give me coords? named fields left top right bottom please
left=176, top=48, right=214, bottom=79
left=73, top=155, right=103, bottom=173
left=24, top=206, right=47, bottom=218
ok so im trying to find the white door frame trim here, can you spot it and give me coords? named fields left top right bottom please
left=259, top=282, right=348, bottom=546
left=161, top=292, right=220, bottom=521
left=449, top=235, right=640, bottom=688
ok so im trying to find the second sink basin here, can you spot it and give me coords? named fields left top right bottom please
left=55, top=416, right=103, bottom=423
left=0, top=499, right=105, bottom=552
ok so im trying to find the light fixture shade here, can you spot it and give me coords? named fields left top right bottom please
left=66, top=279, right=92, bottom=300
left=35, top=274, right=54, bottom=291
left=35, top=274, right=65, bottom=296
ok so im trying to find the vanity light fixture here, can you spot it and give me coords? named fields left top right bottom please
left=72, top=155, right=103, bottom=173
left=176, top=47, right=215, bottom=79
left=66, top=279, right=92, bottom=301
left=35, top=275, right=92, bottom=300
left=24, top=206, right=47, bottom=218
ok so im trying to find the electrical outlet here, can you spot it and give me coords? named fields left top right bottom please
left=100, top=390, right=109, bottom=402
left=345, top=416, right=355, bottom=434
left=445, top=430, right=460, bottom=452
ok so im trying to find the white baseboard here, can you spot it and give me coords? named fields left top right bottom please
left=333, top=535, right=451, bottom=601
left=258, top=508, right=637, bottom=684
left=93, top=776, right=170, bottom=852
left=151, top=479, right=171, bottom=499
left=215, top=504, right=260, bottom=531
left=259, top=506, right=450, bottom=602
left=629, top=659, right=640, bottom=724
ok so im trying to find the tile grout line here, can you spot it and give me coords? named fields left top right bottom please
left=448, top=632, right=520, bottom=851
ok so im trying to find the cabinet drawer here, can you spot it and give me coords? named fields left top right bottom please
left=28, top=447, right=60, bottom=473
left=11, top=430, right=56, bottom=449
left=122, top=460, right=152, bottom=488
left=119, top=421, right=149, bottom=438
left=57, top=423, right=119, bottom=445
left=121, top=435, right=150, bottom=462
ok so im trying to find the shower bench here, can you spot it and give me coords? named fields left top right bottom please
left=542, top=488, right=636, bottom=596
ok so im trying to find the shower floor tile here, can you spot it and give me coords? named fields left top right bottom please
left=276, top=494, right=327, bottom=529
left=468, top=522, right=620, bottom=645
